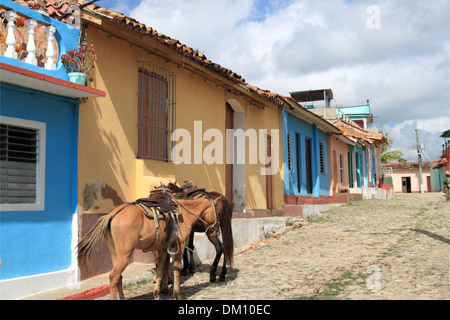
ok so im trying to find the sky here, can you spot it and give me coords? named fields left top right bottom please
left=98, top=0, right=449, bottom=161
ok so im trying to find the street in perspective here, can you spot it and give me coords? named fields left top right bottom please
left=97, top=193, right=449, bottom=300
left=1, top=1, right=448, bottom=302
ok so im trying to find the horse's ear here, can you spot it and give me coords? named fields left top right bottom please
left=174, top=180, right=177, bottom=186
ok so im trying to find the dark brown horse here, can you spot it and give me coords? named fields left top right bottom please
left=77, top=189, right=232, bottom=300
left=164, top=182, right=234, bottom=282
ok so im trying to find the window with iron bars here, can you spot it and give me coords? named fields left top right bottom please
left=137, top=61, right=176, bottom=161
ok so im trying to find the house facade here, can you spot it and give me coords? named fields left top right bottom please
left=0, top=0, right=104, bottom=299
left=306, top=94, right=385, bottom=192
left=74, top=3, right=288, bottom=276
left=430, top=159, right=446, bottom=192
left=327, top=132, right=354, bottom=195
left=333, top=119, right=385, bottom=190
left=281, top=99, right=342, bottom=204
left=288, top=89, right=388, bottom=202
left=382, top=160, right=447, bottom=193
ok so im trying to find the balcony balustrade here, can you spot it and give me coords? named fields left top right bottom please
left=335, top=108, right=353, bottom=123
left=0, top=0, right=79, bottom=81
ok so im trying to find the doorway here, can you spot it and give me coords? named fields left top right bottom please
left=225, top=102, right=233, bottom=204
left=401, top=177, right=411, bottom=193
left=225, top=100, right=246, bottom=212
left=348, top=151, right=353, bottom=188
left=305, top=137, right=313, bottom=194
left=426, top=176, right=431, bottom=192
left=265, top=134, right=273, bottom=209
left=296, top=133, right=302, bottom=193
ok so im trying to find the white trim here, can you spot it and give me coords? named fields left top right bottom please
left=0, top=267, right=78, bottom=300
left=0, top=65, right=106, bottom=98
left=227, top=99, right=246, bottom=212
left=70, top=211, right=80, bottom=282
left=0, top=115, right=46, bottom=212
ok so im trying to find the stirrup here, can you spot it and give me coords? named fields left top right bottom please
left=167, top=241, right=179, bottom=255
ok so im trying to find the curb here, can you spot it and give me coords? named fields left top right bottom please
left=58, top=284, right=110, bottom=300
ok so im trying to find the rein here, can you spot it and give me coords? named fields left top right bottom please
left=171, top=194, right=221, bottom=232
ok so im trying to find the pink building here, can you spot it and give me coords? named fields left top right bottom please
left=327, top=133, right=354, bottom=195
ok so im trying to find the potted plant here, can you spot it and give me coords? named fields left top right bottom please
left=61, top=42, right=96, bottom=85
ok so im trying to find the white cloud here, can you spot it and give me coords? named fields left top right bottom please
left=382, top=116, right=450, bottom=162
left=129, top=0, right=253, bottom=55
left=123, top=0, right=449, bottom=160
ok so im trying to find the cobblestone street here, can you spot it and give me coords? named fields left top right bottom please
left=99, top=193, right=449, bottom=300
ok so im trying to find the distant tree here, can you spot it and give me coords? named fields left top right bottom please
left=381, top=150, right=407, bottom=163
left=381, top=131, right=393, bottom=154
left=381, top=131, right=407, bottom=163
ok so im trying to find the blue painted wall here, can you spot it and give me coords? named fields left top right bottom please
left=0, top=83, right=78, bottom=280
left=339, top=105, right=370, bottom=115
left=282, top=109, right=330, bottom=197
left=431, top=166, right=445, bottom=192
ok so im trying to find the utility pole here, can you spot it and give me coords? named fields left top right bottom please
left=416, top=129, right=424, bottom=193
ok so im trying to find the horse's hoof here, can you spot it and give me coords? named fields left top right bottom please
left=209, top=275, right=217, bottom=282
left=153, top=291, right=160, bottom=300
left=161, top=286, right=169, bottom=294
left=219, top=276, right=226, bottom=282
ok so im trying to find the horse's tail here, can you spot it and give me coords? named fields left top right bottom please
left=220, top=197, right=234, bottom=269
left=77, top=206, right=124, bottom=274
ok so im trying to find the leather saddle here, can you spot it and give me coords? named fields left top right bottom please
left=135, top=193, right=177, bottom=214
left=134, top=191, right=179, bottom=250
left=167, top=181, right=207, bottom=199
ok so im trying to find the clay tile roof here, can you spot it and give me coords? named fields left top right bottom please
left=333, top=119, right=386, bottom=146
left=382, top=159, right=448, bottom=170
left=12, top=0, right=285, bottom=107
left=381, top=162, right=435, bottom=170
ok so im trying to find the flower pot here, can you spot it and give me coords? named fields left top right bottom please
left=68, top=72, right=87, bottom=85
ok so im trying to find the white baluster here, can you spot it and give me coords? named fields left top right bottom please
left=4, top=11, right=18, bottom=59
left=44, top=25, right=56, bottom=70
left=24, top=19, right=38, bottom=65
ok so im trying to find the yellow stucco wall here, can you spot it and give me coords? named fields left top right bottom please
left=78, top=26, right=283, bottom=215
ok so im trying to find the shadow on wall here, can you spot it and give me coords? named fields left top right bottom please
left=82, top=180, right=124, bottom=211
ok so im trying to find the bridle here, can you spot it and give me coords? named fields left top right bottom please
left=166, top=191, right=222, bottom=253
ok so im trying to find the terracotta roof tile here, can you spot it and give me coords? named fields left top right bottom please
left=333, top=119, right=386, bottom=146
left=382, top=159, right=448, bottom=170
left=382, top=162, right=429, bottom=170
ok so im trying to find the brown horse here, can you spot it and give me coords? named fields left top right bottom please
left=77, top=190, right=231, bottom=300
left=165, top=181, right=234, bottom=282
